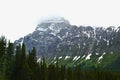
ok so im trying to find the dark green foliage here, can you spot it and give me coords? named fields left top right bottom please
left=3, top=41, right=14, bottom=80
left=27, top=47, right=40, bottom=80
left=66, top=67, right=73, bottom=80
left=59, top=65, right=66, bottom=80
left=0, top=36, right=120, bottom=80
left=0, top=36, right=6, bottom=58
left=0, top=36, right=6, bottom=77
left=13, top=45, right=22, bottom=80
left=48, top=64, right=57, bottom=80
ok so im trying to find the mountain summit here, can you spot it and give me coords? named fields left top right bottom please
left=15, top=17, right=72, bottom=56
left=35, top=16, right=70, bottom=33
left=38, top=16, right=70, bottom=23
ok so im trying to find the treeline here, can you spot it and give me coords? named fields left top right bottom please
left=0, top=36, right=120, bottom=80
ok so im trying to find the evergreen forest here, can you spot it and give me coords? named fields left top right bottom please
left=0, top=36, right=120, bottom=80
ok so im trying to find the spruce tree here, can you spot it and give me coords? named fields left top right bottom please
left=0, top=36, right=6, bottom=59
left=28, top=47, right=40, bottom=80
left=13, top=45, right=22, bottom=80
left=0, top=36, right=7, bottom=80
left=0, top=36, right=6, bottom=69
left=59, top=65, right=66, bottom=80
left=2, top=41, right=14, bottom=80
left=40, top=57, right=47, bottom=80
left=6, top=41, right=14, bottom=80
left=66, top=67, right=73, bottom=80
left=48, top=64, right=57, bottom=80
left=21, top=43, right=30, bottom=80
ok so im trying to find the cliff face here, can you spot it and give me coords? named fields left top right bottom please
left=14, top=17, right=120, bottom=59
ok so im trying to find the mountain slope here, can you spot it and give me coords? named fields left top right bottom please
left=14, top=17, right=120, bottom=68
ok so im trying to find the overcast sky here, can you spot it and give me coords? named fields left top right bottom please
left=0, top=0, right=120, bottom=42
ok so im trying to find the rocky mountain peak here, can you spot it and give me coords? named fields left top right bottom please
left=14, top=16, right=120, bottom=58
left=38, top=16, right=69, bottom=23
left=35, top=16, right=71, bottom=33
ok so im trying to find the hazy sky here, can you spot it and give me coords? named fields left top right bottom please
left=0, top=0, right=120, bottom=42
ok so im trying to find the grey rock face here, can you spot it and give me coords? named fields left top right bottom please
left=14, top=17, right=120, bottom=58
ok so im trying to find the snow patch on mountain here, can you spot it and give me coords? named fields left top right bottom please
left=65, top=56, right=70, bottom=60
left=76, top=56, right=80, bottom=61
left=20, top=39, right=24, bottom=45
left=59, top=56, right=62, bottom=59
left=98, top=52, right=106, bottom=63
left=85, top=53, right=92, bottom=60
left=82, top=55, right=85, bottom=58
left=96, top=53, right=99, bottom=55
left=73, top=56, right=80, bottom=61
left=37, top=27, right=48, bottom=32
left=107, top=40, right=109, bottom=46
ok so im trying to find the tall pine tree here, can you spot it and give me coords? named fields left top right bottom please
left=2, top=41, right=14, bottom=80
left=0, top=36, right=6, bottom=80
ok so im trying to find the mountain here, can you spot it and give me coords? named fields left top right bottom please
left=14, top=17, right=120, bottom=69
left=15, top=17, right=71, bottom=57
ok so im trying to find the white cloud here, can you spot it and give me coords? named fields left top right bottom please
left=0, top=0, right=120, bottom=42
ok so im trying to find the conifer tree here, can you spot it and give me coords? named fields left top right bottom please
left=13, top=45, right=22, bottom=80
left=0, top=36, right=6, bottom=69
left=48, top=64, right=57, bottom=80
left=0, top=36, right=6, bottom=59
left=21, top=43, right=30, bottom=80
left=28, top=47, right=40, bottom=80
left=66, top=67, right=73, bottom=80
left=2, top=41, right=14, bottom=80
left=28, top=47, right=37, bottom=69
left=73, top=66, right=81, bottom=80
left=0, top=36, right=7, bottom=80
left=40, top=57, right=47, bottom=80
left=59, top=65, right=66, bottom=80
